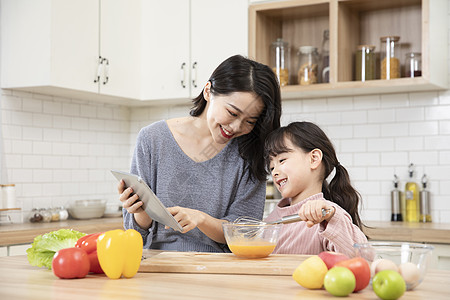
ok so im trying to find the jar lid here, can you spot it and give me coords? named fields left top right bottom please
left=298, top=46, right=317, bottom=54
left=406, top=52, right=421, bottom=57
left=271, top=38, right=288, bottom=47
left=380, top=36, right=400, bottom=42
left=357, top=45, right=376, bottom=50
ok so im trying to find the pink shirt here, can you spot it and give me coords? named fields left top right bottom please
left=264, top=193, right=368, bottom=257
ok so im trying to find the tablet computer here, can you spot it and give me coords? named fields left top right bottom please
left=111, top=170, right=183, bottom=232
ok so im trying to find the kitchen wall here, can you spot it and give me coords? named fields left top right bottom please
left=1, top=3, right=450, bottom=224
left=126, top=90, right=450, bottom=224
left=0, top=90, right=131, bottom=220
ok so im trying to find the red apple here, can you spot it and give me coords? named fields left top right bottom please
left=336, top=257, right=371, bottom=292
left=318, top=251, right=350, bottom=269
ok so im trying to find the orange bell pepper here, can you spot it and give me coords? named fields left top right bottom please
left=97, top=229, right=143, bottom=279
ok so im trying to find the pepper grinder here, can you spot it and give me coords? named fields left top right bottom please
left=419, top=174, right=432, bottom=222
left=391, top=174, right=403, bottom=221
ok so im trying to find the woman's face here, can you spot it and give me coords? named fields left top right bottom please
left=204, top=83, right=264, bottom=144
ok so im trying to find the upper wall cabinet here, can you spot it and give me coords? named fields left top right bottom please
left=1, top=0, right=141, bottom=102
left=141, top=0, right=248, bottom=101
left=249, top=0, right=448, bottom=99
left=1, top=0, right=248, bottom=105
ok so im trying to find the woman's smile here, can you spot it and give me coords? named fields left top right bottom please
left=220, top=125, right=234, bottom=139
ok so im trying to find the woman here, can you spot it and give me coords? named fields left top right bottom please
left=119, top=55, right=282, bottom=252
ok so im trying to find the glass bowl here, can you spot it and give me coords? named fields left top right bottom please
left=222, top=222, right=282, bottom=259
left=354, top=242, right=434, bottom=290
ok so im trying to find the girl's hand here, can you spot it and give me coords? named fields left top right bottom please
left=117, top=179, right=144, bottom=214
left=298, top=200, right=335, bottom=228
left=166, top=206, right=206, bottom=233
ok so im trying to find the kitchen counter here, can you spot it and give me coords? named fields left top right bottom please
left=0, top=217, right=123, bottom=247
left=2, top=218, right=450, bottom=247
left=364, top=221, right=450, bottom=244
left=1, top=254, right=449, bottom=299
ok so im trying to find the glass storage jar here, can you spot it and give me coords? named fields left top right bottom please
left=320, top=29, right=330, bottom=83
left=297, top=46, right=319, bottom=85
left=405, top=52, right=421, bottom=78
left=355, top=45, right=376, bottom=81
left=270, top=38, right=290, bottom=87
left=40, top=208, right=52, bottom=223
left=28, top=208, right=43, bottom=223
left=380, top=36, right=400, bottom=79
left=59, top=206, right=69, bottom=221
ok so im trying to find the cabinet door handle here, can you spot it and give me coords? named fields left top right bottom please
left=94, top=56, right=103, bottom=83
left=102, top=58, right=109, bottom=85
left=192, top=61, right=197, bottom=88
left=180, top=62, right=187, bottom=88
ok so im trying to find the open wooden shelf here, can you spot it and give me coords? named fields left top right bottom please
left=249, top=0, right=447, bottom=99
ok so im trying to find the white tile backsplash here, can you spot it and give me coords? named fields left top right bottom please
left=0, top=91, right=131, bottom=218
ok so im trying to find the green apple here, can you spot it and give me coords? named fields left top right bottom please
left=372, top=270, right=406, bottom=300
left=324, top=266, right=356, bottom=297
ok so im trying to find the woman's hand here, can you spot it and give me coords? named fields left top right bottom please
left=117, top=179, right=152, bottom=229
left=166, top=206, right=206, bottom=233
left=117, top=179, right=144, bottom=213
left=298, top=200, right=335, bottom=228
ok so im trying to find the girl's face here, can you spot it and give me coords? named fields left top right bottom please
left=269, top=137, right=316, bottom=199
left=204, top=83, right=264, bottom=144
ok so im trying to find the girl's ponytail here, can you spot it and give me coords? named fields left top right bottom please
left=322, top=164, right=363, bottom=230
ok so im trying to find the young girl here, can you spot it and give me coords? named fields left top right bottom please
left=119, top=55, right=282, bottom=252
left=264, top=121, right=367, bottom=257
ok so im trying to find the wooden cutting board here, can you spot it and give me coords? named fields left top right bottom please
left=138, top=250, right=309, bottom=275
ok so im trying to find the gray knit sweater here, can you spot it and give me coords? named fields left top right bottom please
left=123, top=120, right=266, bottom=252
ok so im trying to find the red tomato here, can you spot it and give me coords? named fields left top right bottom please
left=335, top=257, right=371, bottom=292
left=52, top=247, right=90, bottom=279
left=75, top=232, right=104, bottom=274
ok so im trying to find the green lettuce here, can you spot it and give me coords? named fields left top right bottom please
left=26, top=229, right=86, bottom=270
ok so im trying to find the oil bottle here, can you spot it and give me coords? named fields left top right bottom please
left=405, top=163, right=419, bottom=222
left=391, top=175, right=403, bottom=221
left=419, top=174, right=432, bottom=222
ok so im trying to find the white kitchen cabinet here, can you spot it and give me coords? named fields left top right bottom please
left=1, top=0, right=248, bottom=104
left=429, top=243, right=450, bottom=271
left=1, top=0, right=141, bottom=102
left=141, top=0, right=248, bottom=101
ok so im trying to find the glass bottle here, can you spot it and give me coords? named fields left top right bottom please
left=355, top=45, right=376, bottom=81
left=297, top=46, right=319, bottom=85
left=380, top=36, right=400, bottom=79
left=405, top=163, right=419, bottom=222
left=405, top=52, right=422, bottom=78
left=270, top=38, right=290, bottom=87
left=320, top=30, right=330, bottom=83
left=419, top=174, right=432, bottom=222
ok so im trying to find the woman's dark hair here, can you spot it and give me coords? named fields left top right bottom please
left=264, top=121, right=364, bottom=230
left=190, top=55, right=282, bottom=182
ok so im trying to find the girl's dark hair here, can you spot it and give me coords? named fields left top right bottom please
left=190, top=55, right=282, bottom=182
left=264, top=121, right=364, bottom=230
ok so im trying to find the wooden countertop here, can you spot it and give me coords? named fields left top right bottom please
left=0, top=254, right=449, bottom=299
left=1, top=218, right=450, bottom=247
left=364, top=221, right=450, bottom=244
left=0, top=217, right=123, bottom=247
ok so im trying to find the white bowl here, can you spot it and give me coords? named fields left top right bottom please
left=68, top=200, right=106, bottom=219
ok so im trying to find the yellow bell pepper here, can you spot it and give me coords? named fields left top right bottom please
left=97, top=229, right=143, bottom=279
